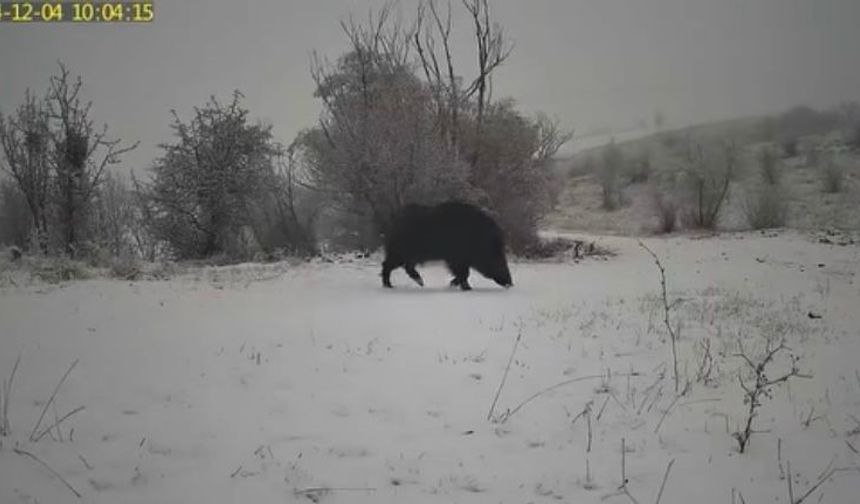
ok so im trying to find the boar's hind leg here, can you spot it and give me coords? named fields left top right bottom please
left=404, top=263, right=424, bottom=287
left=381, top=258, right=400, bottom=288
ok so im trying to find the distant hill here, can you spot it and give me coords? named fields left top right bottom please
left=546, top=110, right=860, bottom=235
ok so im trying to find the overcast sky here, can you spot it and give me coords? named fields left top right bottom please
left=2, top=0, right=859, bottom=170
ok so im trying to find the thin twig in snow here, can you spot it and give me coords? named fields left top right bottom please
left=621, top=438, right=627, bottom=486
left=596, top=396, right=611, bottom=422
left=29, top=359, right=79, bottom=442
left=487, top=331, right=521, bottom=422
left=653, top=383, right=690, bottom=434
left=786, top=458, right=859, bottom=504
left=778, top=438, right=786, bottom=480
left=78, top=454, right=94, bottom=471
left=1, top=353, right=22, bottom=436
left=14, top=448, right=82, bottom=498
left=500, top=372, right=640, bottom=424
left=34, top=406, right=86, bottom=443
left=586, top=406, right=593, bottom=453
left=638, top=241, right=680, bottom=393
left=294, top=486, right=376, bottom=495
left=654, top=459, right=675, bottom=504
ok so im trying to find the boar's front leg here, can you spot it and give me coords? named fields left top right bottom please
left=404, top=263, right=424, bottom=287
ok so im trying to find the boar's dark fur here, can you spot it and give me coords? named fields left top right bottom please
left=381, top=201, right=513, bottom=290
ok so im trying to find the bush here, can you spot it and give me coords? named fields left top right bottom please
left=599, top=140, right=624, bottom=210
left=628, top=151, right=652, bottom=184
left=821, top=158, right=846, bottom=193
left=462, top=100, right=558, bottom=253
left=0, top=179, right=31, bottom=250
left=743, top=184, right=788, bottom=229
left=805, top=146, right=821, bottom=168
left=138, top=92, right=281, bottom=260
left=520, top=237, right=612, bottom=260
left=32, top=257, right=90, bottom=283
left=109, top=255, right=142, bottom=280
left=652, top=190, right=678, bottom=234
left=849, top=122, right=860, bottom=151
left=679, top=140, right=736, bottom=229
left=660, top=132, right=679, bottom=149
left=757, top=147, right=781, bottom=185
left=520, top=237, right=575, bottom=259
left=781, top=137, right=799, bottom=158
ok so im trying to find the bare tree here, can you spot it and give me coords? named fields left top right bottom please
left=307, top=2, right=564, bottom=252
left=0, top=179, right=32, bottom=249
left=249, top=140, right=323, bottom=257
left=307, top=10, right=471, bottom=244
left=413, top=0, right=513, bottom=162
left=0, top=90, right=52, bottom=253
left=460, top=0, right=513, bottom=164
left=44, top=63, right=138, bottom=256
left=89, top=171, right=136, bottom=257
left=533, top=113, right=574, bottom=164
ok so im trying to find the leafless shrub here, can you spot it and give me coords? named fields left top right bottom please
left=781, top=137, right=799, bottom=158
left=520, top=237, right=575, bottom=259
left=88, top=171, right=138, bottom=258
left=8, top=245, right=23, bottom=262
left=568, top=154, right=596, bottom=178
left=848, top=122, right=860, bottom=151
left=805, top=146, right=820, bottom=168
left=821, top=157, right=846, bottom=193
left=651, top=189, right=678, bottom=234
left=777, top=105, right=839, bottom=140
left=599, top=140, right=624, bottom=210
left=743, top=183, right=788, bottom=230
left=628, top=150, right=652, bottom=184
left=757, top=147, right=782, bottom=185
left=248, top=140, right=322, bottom=257
left=678, top=139, right=736, bottom=229
left=109, top=254, right=141, bottom=280
left=732, top=339, right=810, bottom=453
left=464, top=101, right=562, bottom=251
left=32, top=256, right=91, bottom=283
left=660, top=132, right=679, bottom=149
left=523, top=237, right=614, bottom=261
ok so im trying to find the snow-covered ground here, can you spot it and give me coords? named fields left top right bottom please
left=1, top=231, right=859, bottom=503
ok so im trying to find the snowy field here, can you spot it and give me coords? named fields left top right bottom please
left=1, top=231, right=859, bottom=503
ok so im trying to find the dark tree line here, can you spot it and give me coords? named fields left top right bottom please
left=2, top=1, right=574, bottom=263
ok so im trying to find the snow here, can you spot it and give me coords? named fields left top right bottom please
left=1, top=231, right=859, bottom=503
